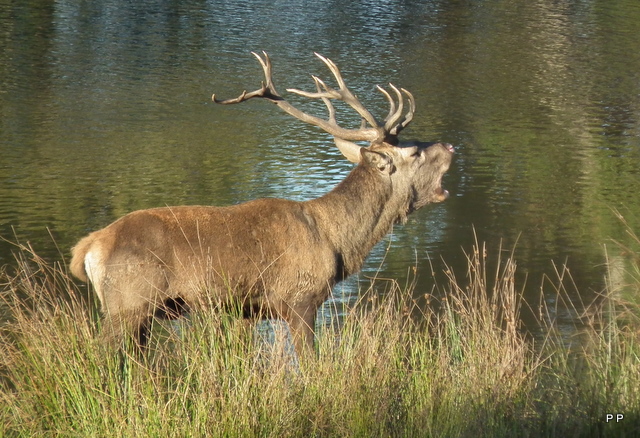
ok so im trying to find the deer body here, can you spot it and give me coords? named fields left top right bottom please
left=70, top=53, right=453, bottom=354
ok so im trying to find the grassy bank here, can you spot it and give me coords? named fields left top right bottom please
left=1, top=238, right=639, bottom=437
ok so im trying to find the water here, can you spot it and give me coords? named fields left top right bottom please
left=1, top=0, right=639, bottom=335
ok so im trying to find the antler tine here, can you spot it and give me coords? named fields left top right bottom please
left=288, top=76, right=340, bottom=100
left=377, top=84, right=404, bottom=131
left=388, top=88, right=415, bottom=136
left=212, top=51, right=281, bottom=104
left=317, top=53, right=381, bottom=129
left=288, top=53, right=380, bottom=129
left=377, top=85, right=396, bottom=125
left=387, top=84, right=404, bottom=130
left=314, top=53, right=347, bottom=91
left=313, top=76, right=338, bottom=124
left=252, top=51, right=271, bottom=81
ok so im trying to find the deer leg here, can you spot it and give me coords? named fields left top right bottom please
left=286, top=306, right=317, bottom=357
left=101, top=309, right=152, bottom=350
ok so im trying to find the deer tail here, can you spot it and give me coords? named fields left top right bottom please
left=70, top=234, right=96, bottom=282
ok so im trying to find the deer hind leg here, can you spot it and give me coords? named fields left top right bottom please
left=101, top=308, right=153, bottom=350
left=99, top=261, right=172, bottom=349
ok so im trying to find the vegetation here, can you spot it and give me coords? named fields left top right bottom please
left=1, top=235, right=639, bottom=437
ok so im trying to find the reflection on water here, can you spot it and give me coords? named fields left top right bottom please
left=1, top=0, right=640, bottom=335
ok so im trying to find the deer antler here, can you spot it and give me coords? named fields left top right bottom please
left=212, top=52, right=282, bottom=104
left=285, top=53, right=381, bottom=131
left=377, top=84, right=415, bottom=137
left=213, top=52, right=416, bottom=146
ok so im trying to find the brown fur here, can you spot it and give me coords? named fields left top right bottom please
left=71, top=141, right=452, bottom=354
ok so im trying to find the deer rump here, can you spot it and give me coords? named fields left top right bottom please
left=70, top=52, right=454, bottom=355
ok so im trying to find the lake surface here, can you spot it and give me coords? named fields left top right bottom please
left=2, top=0, right=639, bottom=335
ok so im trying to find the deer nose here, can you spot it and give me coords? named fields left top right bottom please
left=445, top=143, right=455, bottom=153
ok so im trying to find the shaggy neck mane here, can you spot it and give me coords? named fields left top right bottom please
left=305, top=163, right=411, bottom=278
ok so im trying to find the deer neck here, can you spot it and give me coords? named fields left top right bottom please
left=306, top=164, right=410, bottom=277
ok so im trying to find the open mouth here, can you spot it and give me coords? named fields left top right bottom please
left=434, top=145, right=454, bottom=202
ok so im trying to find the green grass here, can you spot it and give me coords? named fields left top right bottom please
left=1, top=236, right=639, bottom=437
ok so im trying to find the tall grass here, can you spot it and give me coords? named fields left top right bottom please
left=1, top=236, right=639, bottom=437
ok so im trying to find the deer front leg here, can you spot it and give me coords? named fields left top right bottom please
left=286, top=305, right=317, bottom=357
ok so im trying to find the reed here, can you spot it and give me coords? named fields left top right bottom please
left=1, top=236, right=639, bottom=437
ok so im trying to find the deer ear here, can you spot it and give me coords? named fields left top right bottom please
left=334, top=137, right=363, bottom=163
left=361, top=149, right=394, bottom=175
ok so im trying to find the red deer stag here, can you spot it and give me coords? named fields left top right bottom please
left=70, top=52, right=454, bottom=355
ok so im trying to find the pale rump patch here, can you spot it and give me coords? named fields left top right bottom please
left=84, top=249, right=106, bottom=307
